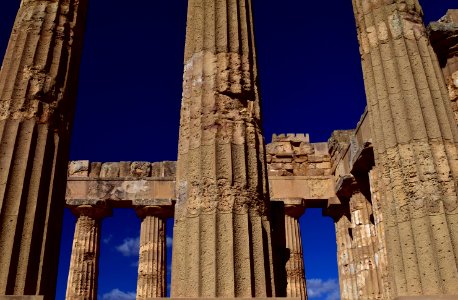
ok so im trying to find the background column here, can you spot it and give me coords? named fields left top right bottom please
left=65, top=205, right=111, bottom=300
left=284, top=204, right=307, bottom=299
left=0, top=0, right=88, bottom=298
left=353, top=0, right=458, bottom=296
left=135, top=206, right=172, bottom=299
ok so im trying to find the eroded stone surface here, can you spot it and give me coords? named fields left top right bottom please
left=0, top=0, right=89, bottom=297
left=65, top=205, right=111, bottom=300
left=353, top=0, right=458, bottom=297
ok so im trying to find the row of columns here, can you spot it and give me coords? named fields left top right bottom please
left=65, top=205, right=171, bottom=300
left=65, top=202, right=309, bottom=299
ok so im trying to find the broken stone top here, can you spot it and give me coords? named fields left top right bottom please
left=267, top=134, right=331, bottom=177
left=271, top=133, right=310, bottom=143
left=428, top=9, right=458, bottom=63
left=68, top=161, right=176, bottom=179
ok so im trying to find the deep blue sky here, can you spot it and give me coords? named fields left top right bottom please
left=0, top=1, right=455, bottom=299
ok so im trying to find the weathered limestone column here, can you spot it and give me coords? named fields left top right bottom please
left=368, top=167, right=390, bottom=298
left=349, top=188, right=382, bottom=299
left=171, top=0, right=275, bottom=297
left=135, top=206, right=171, bottom=299
left=333, top=210, right=358, bottom=300
left=353, top=0, right=458, bottom=297
left=0, top=0, right=88, bottom=298
left=284, top=204, right=307, bottom=299
left=65, top=205, right=111, bottom=300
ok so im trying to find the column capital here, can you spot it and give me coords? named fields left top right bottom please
left=284, top=203, right=306, bottom=219
left=70, top=204, right=111, bottom=220
left=135, top=205, right=173, bottom=219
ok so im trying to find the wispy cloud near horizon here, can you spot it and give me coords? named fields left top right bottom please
left=102, top=288, right=135, bottom=300
left=307, top=278, right=340, bottom=300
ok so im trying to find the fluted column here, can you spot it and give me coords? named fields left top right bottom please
left=353, top=0, right=458, bottom=297
left=332, top=208, right=358, bottom=300
left=368, top=168, right=390, bottom=298
left=65, top=205, right=111, bottom=300
left=349, top=190, right=382, bottom=299
left=0, top=0, right=88, bottom=298
left=171, top=0, right=275, bottom=297
left=135, top=206, right=171, bottom=299
left=284, top=205, right=307, bottom=299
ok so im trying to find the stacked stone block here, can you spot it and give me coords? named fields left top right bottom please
left=267, top=134, right=332, bottom=177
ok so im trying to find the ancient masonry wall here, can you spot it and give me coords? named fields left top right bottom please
left=326, top=110, right=389, bottom=300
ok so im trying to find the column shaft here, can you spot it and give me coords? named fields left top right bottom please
left=353, top=0, right=458, bottom=296
left=335, top=213, right=358, bottom=300
left=172, top=0, right=275, bottom=297
left=349, top=191, right=382, bottom=299
left=0, top=0, right=88, bottom=297
left=66, top=217, right=100, bottom=300
left=137, top=215, right=166, bottom=299
left=284, top=213, right=307, bottom=299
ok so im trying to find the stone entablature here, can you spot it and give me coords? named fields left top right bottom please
left=66, top=160, right=336, bottom=208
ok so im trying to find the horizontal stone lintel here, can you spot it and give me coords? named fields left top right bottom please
left=66, top=176, right=336, bottom=208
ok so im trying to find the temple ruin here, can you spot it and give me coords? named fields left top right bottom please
left=0, top=1, right=458, bottom=300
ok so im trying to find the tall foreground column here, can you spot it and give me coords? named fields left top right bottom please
left=353, top=0, right=458, bottom=297
left=0, top=0, right=88, bottom=298
left=66, top=205, right=110, bottom=300
left=172, top=0, right=275, bottom=297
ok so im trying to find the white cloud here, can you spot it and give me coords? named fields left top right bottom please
left=102, top=289, right=136, bottom=300
left=116, top=237, right=140, bottom=257
left=166, top=236, right=173, bottom=248
left=307, top=278, right=340, bottom=300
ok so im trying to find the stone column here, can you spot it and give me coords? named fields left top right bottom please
left=171, top=0, right=275, bottom=297
left=65, top=205, right=111, bottom=300
left=349, top=190, right=382, bottom=299
left=333, top=210, right=358, bottom=300
left=353, top=0, right=458, bottom=297
left=0, top=0, right=88, bottom=298
left=284, top=204, right=307, bottom=299
left=135, top=206, right=171, bottom=299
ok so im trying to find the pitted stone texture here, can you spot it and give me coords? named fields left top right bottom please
left=65, top=205, right=111, bottom=300
left=68, top=161, right=89, bottom=177
left=353, top=0, right=458, bottom=296
left=284, top=206, right=307, bottom=299
left=172, top=0, right=275, bottom=297
left=267, top=134, right=331, bottom=177
left=136, top=211, right=167, bottom=299
left=0, top=0, right=88, bottom=297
